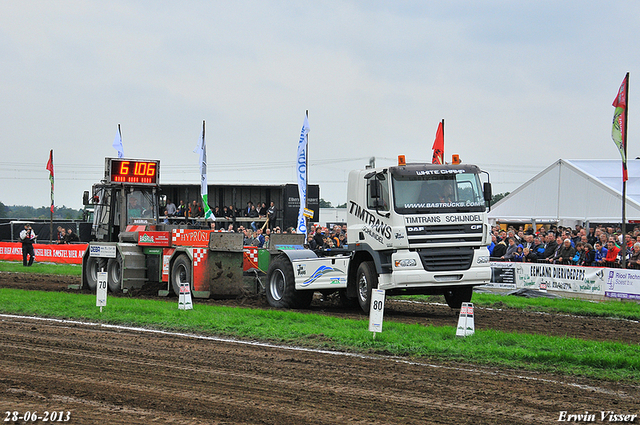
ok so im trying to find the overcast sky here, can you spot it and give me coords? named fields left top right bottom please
left=1, top=1, right=639, bottom=210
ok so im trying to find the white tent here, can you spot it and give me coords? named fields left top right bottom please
left=488, top=159, right=640, bottom=227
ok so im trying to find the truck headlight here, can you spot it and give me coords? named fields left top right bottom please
left=476, top=256, right=490, bottom=264
left=395, top=259, right=417, bottom=267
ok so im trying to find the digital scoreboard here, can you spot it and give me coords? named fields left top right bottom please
left=106, top=158, right=160, bottom=185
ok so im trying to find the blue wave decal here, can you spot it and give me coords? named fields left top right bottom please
left=302, top=265, right=344, bottom=286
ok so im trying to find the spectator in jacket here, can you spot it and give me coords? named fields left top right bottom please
left=627, top=243, right=640, bottom=269
left=532, top=236, right=545, bottom=258
left=571, top=242, right=584, bottom=265
left=581, top=243, right=595, bottom=266
left=502, top=238, right=518, bottom=261
left=604, top=240, right=621, bottom=265
left=593, top=242, right=608, bottom=265
left=513, top=245, right=525, bottom=262
left=556, top=238, right=576, bottom=265
left=547, top=235, right=563, bottom=262
left=542, top=232, right=558, bottom=259
left=488, top=234, right=496, bottom=255
left=177, top=200, right=187, bottom=217
left=64, top=228, right=80, bottom=243
left=267, top=201, right=278, bottom=229
left=492, top=238, right=507, bottom=258
left=523, top=247, right=538, bottom=262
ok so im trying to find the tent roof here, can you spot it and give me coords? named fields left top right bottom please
left=488, top=159, right=640, bottom=224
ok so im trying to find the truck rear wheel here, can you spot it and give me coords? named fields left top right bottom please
left=171, top=255, right=192, bottom=296
left=356, top=261, right=378, bottom=313
left=443, top=286, right=473, bottom=309
left=85, top=257, right=107, bottom=291
left=266, top=255, right=313, bottom=309
left=107, top=253, right=122, bottom=293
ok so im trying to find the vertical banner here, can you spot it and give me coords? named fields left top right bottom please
left=113, top=124, right=124, bottom=158
left=612, top=73, right=629, bottom=181
left=431, top=120, right=444, bottom=164
left=296, top=114, right=310, bottom=234
left=193, top=120, right=214, bottom=221
left=46, top=150, right=54, bottom=213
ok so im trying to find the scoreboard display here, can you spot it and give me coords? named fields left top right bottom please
left=106, top=158, right=160, bottom=185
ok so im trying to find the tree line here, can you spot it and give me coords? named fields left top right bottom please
left=0, top=201, right=83, bottom=220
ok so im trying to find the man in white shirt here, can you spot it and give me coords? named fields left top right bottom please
left=19, top=224, right=37, bottom=266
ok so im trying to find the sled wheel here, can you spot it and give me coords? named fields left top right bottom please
left=266, top=255, right=313, bottom=309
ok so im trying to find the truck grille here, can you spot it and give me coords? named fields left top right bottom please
left=406, top=224, right=483, bottom=245
left=417, top=247, right=475, bottom=272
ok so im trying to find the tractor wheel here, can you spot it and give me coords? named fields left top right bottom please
left=171, top=255, right=192, bottom=296
left=107, top=253, right=123, bottom=293
left=85, top=257, right=107, bottom=291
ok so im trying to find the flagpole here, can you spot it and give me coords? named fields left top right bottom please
left=305, top=110, right=309, bottom=235
left=49, top=150, right=53, bottom=243
left=622, top=73, right=629, bottom=267
left=441, top=119, right=445, bottom=164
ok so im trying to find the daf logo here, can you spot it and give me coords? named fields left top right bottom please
left=407, top=227, right=425, bottom=232
left=470, top=225, right=482, bottom=230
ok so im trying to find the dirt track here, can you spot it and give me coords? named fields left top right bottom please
left=1, top=273, right=640, bottom=424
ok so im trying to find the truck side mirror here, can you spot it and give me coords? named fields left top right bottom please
left=82, top=191, right=89, bottom=205
left=159, top=195, right=167, bottom=209
left=483, top=182, right=492, bottom=203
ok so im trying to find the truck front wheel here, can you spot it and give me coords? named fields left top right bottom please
left=266, top=255, right=313, bottom=309
left=443, top=286, right=473, bottom=309
left=356, top=261, right=378, bottom=313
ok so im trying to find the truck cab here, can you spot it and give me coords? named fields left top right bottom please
left=345, top=162, right=492, bottom=308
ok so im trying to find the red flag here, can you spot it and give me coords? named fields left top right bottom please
left=431, top=121, right=444, bottom=164
left=46, top=150, right=54, bottom=213
left=612, top=74, right=629, bottom=182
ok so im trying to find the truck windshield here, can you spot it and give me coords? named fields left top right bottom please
left=392, top=171, right=486, bottom=214
left=127, top=189, right=156, bottom=223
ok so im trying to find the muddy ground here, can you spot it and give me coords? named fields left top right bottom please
left=1, top=272, right=639, bottom=424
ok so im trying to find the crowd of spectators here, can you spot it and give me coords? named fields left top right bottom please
left=489, top=223, right=640, bottom=269
left=163, top=199, right=278, bottom=231
left=306, top=224, right=348, bottom=251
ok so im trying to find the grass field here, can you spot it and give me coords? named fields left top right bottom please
left=2, top=261, right=640, bottom=382
left=0, top=260, right=81, bottom=276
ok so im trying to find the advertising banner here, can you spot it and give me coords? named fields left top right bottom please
left=604, top=269, right=640, bottom=300
left=488, top=262, right=606, bottom=297
left=0, top=242, right=87, bottom=264
left=138, top=231, right=171, bottom=247
left=171, top=229, right=212, bottom=247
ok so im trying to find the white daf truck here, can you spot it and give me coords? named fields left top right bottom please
left=266, top=157, right=493, bottom=311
